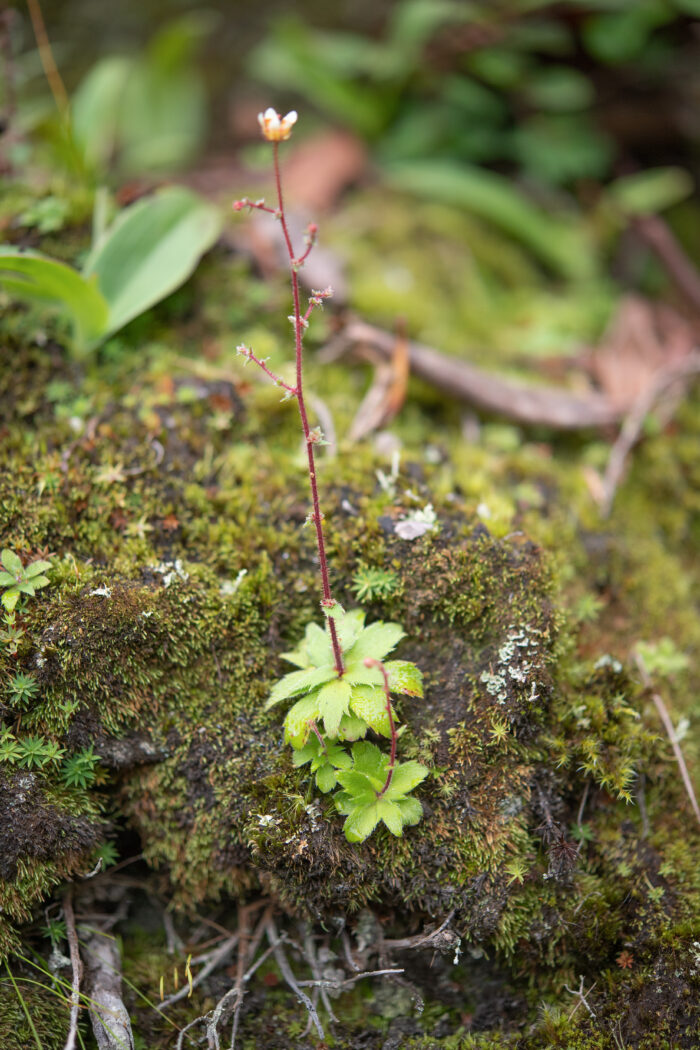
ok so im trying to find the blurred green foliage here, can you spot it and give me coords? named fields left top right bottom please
left=249, top=0, right=699, bottom=188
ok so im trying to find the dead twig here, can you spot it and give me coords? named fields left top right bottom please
left=81, top=927, right=135, bottom=1050
left=159, top=933, right=238, bottom=1011
left=633, top=214, right=700, bottom=315
left=599, top=351, right=700, bottom=517
left=266, top=917, right=325, bottom=1042
left=62, top=888, right=83, bottom=1050
left=382, top=910, right=456, bottom=952
left=323, top=320, right=621, bottom=430
left=565, top=975, right=597, bottom=1020
left=635, top=653, right=700, bottom=829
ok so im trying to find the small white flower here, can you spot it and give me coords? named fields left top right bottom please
left=258, top=107, right=298, bottom=142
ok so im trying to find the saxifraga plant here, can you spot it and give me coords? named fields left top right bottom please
left=233, top=108, right=428, bottom=842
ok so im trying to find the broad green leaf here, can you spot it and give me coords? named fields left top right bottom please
left=376, top=798, right=405, bottom=836
left=1, top=551, right=23, bottom=576
left=266, top=665, right=336, bottom=707
left=24, top=560, right=52, bottom=578
left=0, top=573, right=16, bottom=587
left=387, top=760, right=429, bottom=797
left=349, top=685, right=394, bottom=737
left=343, top=803, right=381, bottom=843
left=347, top=621, right=405, bottom=662
left=0, top=248, right=109, bottom=351
left=317, top=679, right=352, bottom=737
left=316, top=763, right=337, bottom=793
left=396, top=796, right=423, bottom=826
left=291, top=743, right=315, bottom=767
left=82, top=186, right=221, bottom=343
left=283, top=694, right=321, bottom=747
left=383, top=160, right=595, bottom=280
left=607, top=168, right=693, bottom=218
left=385, top=660, right=423, bottom=697
left=71, top=55, right=133, bottom=170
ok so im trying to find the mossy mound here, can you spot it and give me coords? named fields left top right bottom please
left=1, top=242, right=699, bottom=1044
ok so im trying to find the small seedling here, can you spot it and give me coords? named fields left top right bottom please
left=0, top=549, right=52, bottom=613
left=234, top=110, right=428, bottom=841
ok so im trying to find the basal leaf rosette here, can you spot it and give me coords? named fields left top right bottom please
left=265, top=609, right=423, bottom=746
left=334, top=742, right=428, bottom=842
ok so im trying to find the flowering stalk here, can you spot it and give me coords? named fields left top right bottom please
left=233, top=109, right=343, bottom=674
left=363, top=658, right=397, bottom=797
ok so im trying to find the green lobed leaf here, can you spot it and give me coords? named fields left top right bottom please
left=283, top=694, right=322, bottom=747
left=343, top=802, right=382, bottom=843
left=337, top=713, right=368, bottom=741
left=349, top=685, right=394, bottom=737
left=335, top=608, right=366, bottom=652
left=384, top=660, right=423, bottom=697
left=335, top=769, right=382, bottom=800
left=316, top=763, right=338, bottom=793
left=349, top=740, right=387, bottom=780
left=376, top=798, right=405, bottom=836
left=317, top=678, right=352, bottom=737
left=395, top=796, right=423, bottom=827
left=346, top=621, right=406, bottom=662
left=266, top=665, right=336, bottom=708
left=385, top=760, right=429, bottom=797
left=24, top=560, right=52, bottom=578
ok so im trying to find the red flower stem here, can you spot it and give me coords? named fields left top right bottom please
left=239, top=346, right=297, bottom=394
left=272, top=143, right=344, bottom=675
left=309, top=720, right=327, bottom=754
left=365, top=658, right=397, bottom=797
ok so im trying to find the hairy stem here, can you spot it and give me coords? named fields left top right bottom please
left=272, top=142, right=344, bottom=674
left=365, top=658, right=397, bottom=797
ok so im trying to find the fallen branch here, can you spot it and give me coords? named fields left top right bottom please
left=81, top=927, right=135, bottom=1050
left=323, top=320, right=621, bottom=430
left=266, top=918, right=325, bottom=1042
left=62, top=888, right=82, bottom=1050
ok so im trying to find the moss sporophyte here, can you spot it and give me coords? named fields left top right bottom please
left=233, top=110, right=428, bottom=842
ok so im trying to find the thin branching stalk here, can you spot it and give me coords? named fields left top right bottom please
left=364, top=657, right=397, bottom=797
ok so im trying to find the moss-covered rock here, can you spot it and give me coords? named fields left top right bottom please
left=1, top=222, right=699, bottom=1045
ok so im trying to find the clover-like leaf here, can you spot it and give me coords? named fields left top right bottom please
left=384, top=660, right=423, bottom=697
left=346, top=621, right=405, bottom=663
left=317, top=678, right=352, bottom=737
left=266, top=665, right=336, bottom=708
left=349, top=685, right=395, bottom=737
